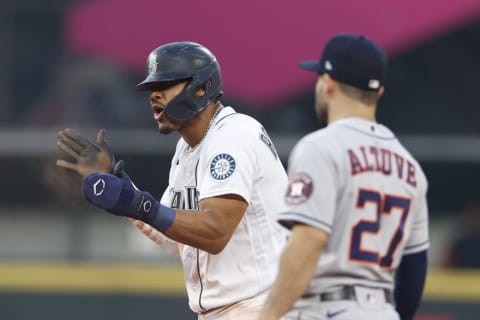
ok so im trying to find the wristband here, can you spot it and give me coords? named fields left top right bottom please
left=150, top=204, right=176, bottom=232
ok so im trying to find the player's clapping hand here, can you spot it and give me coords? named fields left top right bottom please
left=56, top=128, right=116, bottom=177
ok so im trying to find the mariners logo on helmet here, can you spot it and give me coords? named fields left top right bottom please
left=147, top=53, right=158, bottom=75
left=210, top=153, right=236, bottom=181
left=285, top=172, right=314, bottom=205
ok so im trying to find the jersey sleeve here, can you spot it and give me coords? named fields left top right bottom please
left=403, top=174, right=430, bottom=255
left=277, top=138, right=337, bottom=234
left=197, top=132, right=256, bottom=203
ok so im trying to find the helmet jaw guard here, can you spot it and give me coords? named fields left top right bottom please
left=164, top=69, right=222, bottom=121
left=136, top=41, right=223, bottom=122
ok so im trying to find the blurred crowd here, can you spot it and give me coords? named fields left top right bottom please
left=0, top=1, right=479, bottom=269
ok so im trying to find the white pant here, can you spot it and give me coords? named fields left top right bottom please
left=197, top=290, right=269, bottom=320
left=282, top=286, right=400, bottom=320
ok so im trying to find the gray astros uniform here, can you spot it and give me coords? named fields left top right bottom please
left=278, top=117, right=429, bottom=320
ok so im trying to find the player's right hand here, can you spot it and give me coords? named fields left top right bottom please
left=56, top=128, right=116, bottom=177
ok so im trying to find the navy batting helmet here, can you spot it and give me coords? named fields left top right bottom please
left=136, top=41, right=223, bottom=121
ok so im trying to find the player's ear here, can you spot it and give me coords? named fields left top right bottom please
left=323, top=74, right=337, bottom=97
left=196, top=86, right=206, bottom=97
left=378, top=86, right=385, bottom=97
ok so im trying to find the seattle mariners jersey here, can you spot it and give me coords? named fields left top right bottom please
left=278, top=117, right=429, bottom=294
left=159, top=106, right=288, bottom=313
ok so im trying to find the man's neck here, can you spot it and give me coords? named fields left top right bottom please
left=180, top=103, right=223, bottom=148
left=328, top=98, right=376, bottom=124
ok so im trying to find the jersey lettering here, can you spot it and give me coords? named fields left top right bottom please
left=380, top=148, right=392, bottom=175
left=349, top=188, right=411, bottom=269
left=359, top=146, right=374, bottom=171
left=348, top=150, right=363, bottom=175
left=394, top=153, right=404, bottom=178
left=406, top=162, right=417, bottom=187
left=347, top=146, right=416, bottom=187
left=170, top=187, right=200, bottom=210
left=186, top=186, right=200, bottom=210
left=170, top=190, right=184, bottom=209
left=259, top=126, right=279, bottom=160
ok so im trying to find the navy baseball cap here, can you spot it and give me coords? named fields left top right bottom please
left=299, top=33, right=387, bottom=91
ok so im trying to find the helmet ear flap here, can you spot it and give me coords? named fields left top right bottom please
left=205, top=79, right=213, bottom=90
left=196, top=79, right=214, bottom=97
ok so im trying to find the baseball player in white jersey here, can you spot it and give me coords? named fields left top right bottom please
left=259, top=34, right=429, bottom=320
left=56, top=42, right=288, bottom=319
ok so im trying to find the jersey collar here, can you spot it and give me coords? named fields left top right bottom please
left=332, top=117, right=395, bottom=139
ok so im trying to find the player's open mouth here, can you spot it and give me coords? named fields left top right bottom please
left=152, top=104, right=165, bottom=121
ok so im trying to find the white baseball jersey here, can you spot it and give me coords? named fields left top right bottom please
left=278, top=117, right=429, bottom=294
left=155, top=106, right=288, bottom=313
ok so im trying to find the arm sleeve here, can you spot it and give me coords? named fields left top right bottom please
left=394, top=250, right=428, bottom=320
left=404, top=171, right=430, bottom=254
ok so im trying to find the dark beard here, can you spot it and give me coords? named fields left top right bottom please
left=159, top=127, right=175, bottom=134
left=315, top=101, right=328, bottom=125
left=157, top=118, right=181, bottom=134
left=316, top=109, right=327, bottom=124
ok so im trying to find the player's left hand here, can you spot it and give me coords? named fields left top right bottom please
left=56, top=128, right=116, bottom=177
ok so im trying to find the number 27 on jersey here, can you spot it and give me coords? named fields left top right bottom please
left=349, top=188, right=411, bottom=269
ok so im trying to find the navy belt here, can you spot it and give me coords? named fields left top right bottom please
left=302, top=286, right=394, bottom=304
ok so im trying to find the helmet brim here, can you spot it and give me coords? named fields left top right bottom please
left=135, top=76, right=192, bottom=92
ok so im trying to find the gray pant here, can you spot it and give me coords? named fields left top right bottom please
left=282, top=287, right=400, bottom=320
